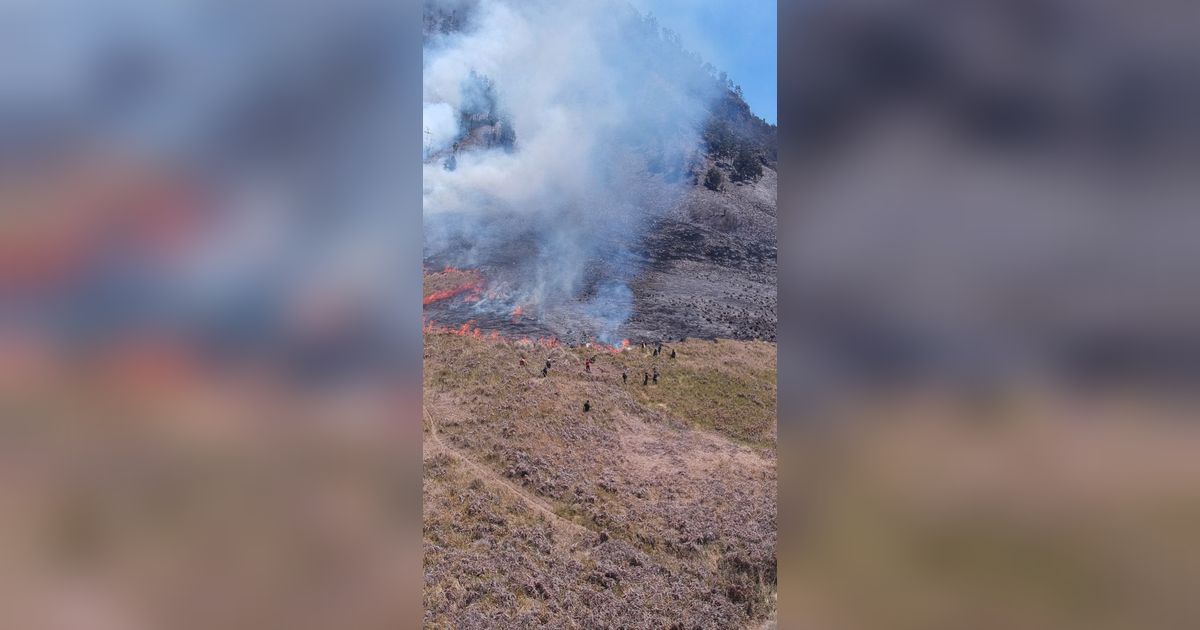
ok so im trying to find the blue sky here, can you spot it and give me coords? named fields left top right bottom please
left=630, top=0, right=777, bottom=124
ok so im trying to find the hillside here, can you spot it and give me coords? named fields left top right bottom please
left=422, top=1, right=778, bottom=625
left=423, top=332, right=777, bottom=627
left=422, top=0, right=777, bottom=345
left=628, top=156, right=777, bottom=342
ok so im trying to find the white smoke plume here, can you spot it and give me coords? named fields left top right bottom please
left=422, top=0, right=721, bottom=342
left=422, top=102, right=460, bottom=157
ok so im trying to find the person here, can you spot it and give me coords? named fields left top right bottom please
left=643, top=371, right=649, bottom=385
left=670, top=349, right=676, bottom=359
left=541, top=366, right=548, bottom=377
left=583, top=400, right=590, bottom=413
left=652, top=367, right=659, bottom=384
left=545, top=359, right=552, bottom=370
left=585, top=359, right=591, bottom=373
left=622, top=371, right=627, bottom=384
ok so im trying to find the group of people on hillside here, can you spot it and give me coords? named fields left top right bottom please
left=523, top=340, right=678, bottom=413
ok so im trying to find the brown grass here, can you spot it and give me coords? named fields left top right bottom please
left=423, top=332, right=778, bottom=628
left=611, top=339, right=777, bottom=448
left=422, top=268, right=482, bottom=303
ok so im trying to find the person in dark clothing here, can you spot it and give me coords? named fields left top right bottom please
left=584, top=359, right=591, bottom=373
left=583, top=400, right=590, bottom=412
left=545, top=359, right=552, bottom=370
left=622, top=371, right=627, bottom=384
left=652, top=347, right=659, bottom=357
left=652, top=367, right=659, bottom=384
left=541, top=366, right=548, bottom=377
left=643, top=371, right=649, bottom=385
left=670, top=349, right=676, bottom=359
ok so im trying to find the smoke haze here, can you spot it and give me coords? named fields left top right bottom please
left=422, top=0, right=722, bottom=343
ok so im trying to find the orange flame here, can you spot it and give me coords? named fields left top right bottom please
left=423, top=266, right=484, bottom=306
left=425, top=320, right=631, bottom=357
left=423, top=281, right=482, bottom=306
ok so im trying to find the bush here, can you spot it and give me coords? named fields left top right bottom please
left=732, top=148, right=762, bottom=182
left=704, top=166, right=724, bottom=191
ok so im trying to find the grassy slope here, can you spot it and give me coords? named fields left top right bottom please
left=423, top=333, right=777, bottom=628
left=620, top=339, right=777, bottom=447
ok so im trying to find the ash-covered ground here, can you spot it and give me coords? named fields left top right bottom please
left=625, top=162, right=777, bottom=342
left=424, top=161, right=777, bottom=344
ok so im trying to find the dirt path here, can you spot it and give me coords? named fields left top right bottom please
left=424, top=406, right=594, bottom=541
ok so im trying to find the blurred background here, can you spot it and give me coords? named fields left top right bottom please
left=777, top=0, right=1200, bottom=628
left=4, top=0, right=1200, bottom=628
left=1, top=0, right=423, bottom=628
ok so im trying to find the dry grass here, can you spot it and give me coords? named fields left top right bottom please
left=611, top=339, right=777, bottom=448
left=422, top=268, right=482, bottom=302
left=423, top=332, right=778, bottom=627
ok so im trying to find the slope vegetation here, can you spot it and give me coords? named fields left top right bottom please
left=423, top=333, right=777, bottom=628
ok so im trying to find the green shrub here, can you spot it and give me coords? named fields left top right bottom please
left=702, top=119, right=737, bottom=157
left=732, top=148, right=762, bottom=182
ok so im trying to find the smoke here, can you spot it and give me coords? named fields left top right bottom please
left=423, top=102, right=459, bottom=156
left=422, top=0, right=719, bottom=342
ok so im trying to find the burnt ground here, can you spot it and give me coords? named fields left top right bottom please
left=423, top=161, right=777, bottom=344
left=626, top=162, right=777, bottom=342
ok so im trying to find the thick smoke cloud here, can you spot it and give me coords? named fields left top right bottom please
left=422, top=0, right=719, bottom=342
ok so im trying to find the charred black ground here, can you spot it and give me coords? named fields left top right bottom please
left=423, top=139, right=778, bottom=344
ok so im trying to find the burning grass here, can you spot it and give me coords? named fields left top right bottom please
left=423, top=266, right=483, bottom=306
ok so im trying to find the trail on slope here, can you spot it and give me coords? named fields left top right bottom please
left=424, top=405, right=594, bottom=542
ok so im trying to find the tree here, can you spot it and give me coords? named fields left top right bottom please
left=732, top=148, right=762, bottom=182
left=460, top=70, right=499, bottom=128
left=704, top=166, right=724, bottom=191
left=702, top=118, right=736, bottom=157
left=645, top=14, right=658, bottom=36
